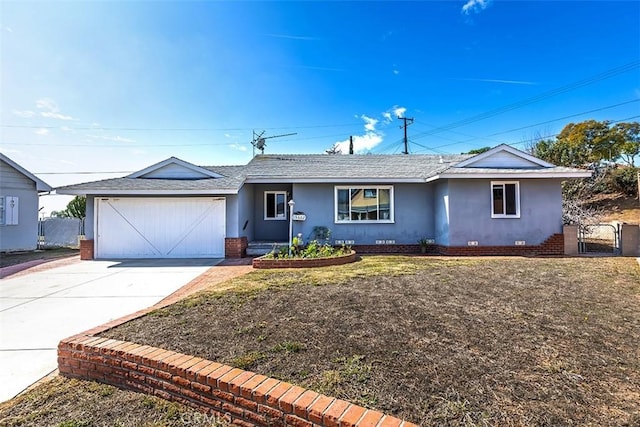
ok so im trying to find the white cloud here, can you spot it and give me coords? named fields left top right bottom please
left=13, top=110, right=36, bottom=118
left=394, top=107, right=407, bottom=118
left=35, top=128, right=50, bottom=136
left=361, top=114, right=378, bottom=132
left=393, top=69, right=399, bottom=75
left=60, top=126, right=72, bottom=132
left=36, top=98, right=59, bottom=111
left=382, top=106, right=407, bottom=123
left=41, top=111, right=73, bottom=120
left=335, top=133, right=383, bottom=154
left=36, top=97, right=75, bottom=120
left=462, top=0, right=491, bottom=14
left=224, top=133, right=232, bottom=138
left=330, top=105, right=409, bottom=154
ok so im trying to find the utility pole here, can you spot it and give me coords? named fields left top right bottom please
left=398, top=117, right=414, bottom=154
left=349, top=136, right=354, bottom=154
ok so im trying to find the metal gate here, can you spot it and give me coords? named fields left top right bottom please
left=578, top=223, right=620, bottom=255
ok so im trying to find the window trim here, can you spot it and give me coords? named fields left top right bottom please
left=491, top=181, right=520, bottom=218
left=264, top=191, right=287, bottom=221
left=334, top=185, right=394, bottom=224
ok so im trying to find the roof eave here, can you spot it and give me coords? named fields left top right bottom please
left=244, top=177, right=427, bottom=184
left=55, top=189, right=240, bottom=196
left=0, top=153, right=53, bottom=192
left=427, top=172, right=592, bottom=181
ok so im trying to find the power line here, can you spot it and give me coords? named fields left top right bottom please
left=0, top=131, right=351, bottom=147
left=35, top=171, right=133, bottom=175
left=1, top=122, right=363, bottom=132
left=410, top=100, right=640, bottom=153
left=411, top=60, right=640, bottom=141
left=410, top=114, right=640, bottom=154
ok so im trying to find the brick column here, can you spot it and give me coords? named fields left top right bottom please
left=225, top=237, right=248, bottom=258
left=80, top=239, right=94, bottom=260
left=563, top=225, right=578, bottom=256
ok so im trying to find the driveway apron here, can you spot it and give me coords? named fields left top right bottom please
left=0, top=259, right=221, bottom=402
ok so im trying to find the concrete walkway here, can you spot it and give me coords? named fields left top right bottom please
left=0, top=258, right=253, bottom=403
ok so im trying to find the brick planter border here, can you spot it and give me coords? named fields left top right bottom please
left=252, top=250, right=357, bottom=269
left=58, top=334, right=415, bottom=427
left=352, top=233, right=564, bottom=257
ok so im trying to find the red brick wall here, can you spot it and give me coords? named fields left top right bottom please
left=58, top=335, right=416, bottom=427
left=252, top=251, right=357, bottom=269
left=352, top=234, right=564, bottom=257
left=225, top=237, right=248, bottom=259
left=80, top=239, right=94, bottom=260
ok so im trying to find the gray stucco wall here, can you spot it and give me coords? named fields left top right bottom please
left=85, top=195, right=96, bottom=239
left=447, top=179, right=563, bottom=246
left=434, top=180, right=450, bottom=246
left=236, top=185, right=254, bottom=240
left=0, top=162, right=40, bottom=251
left=252, top=184, right=292, bottom=241
left=290, top=183, right=434, bottom=245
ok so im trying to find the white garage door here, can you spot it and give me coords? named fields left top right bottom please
left=96, top=197, right=226, bottom=259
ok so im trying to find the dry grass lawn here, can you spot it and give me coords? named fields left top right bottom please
left=100, top=256, right=640, bottom=426
left=0, top=376, right=230, bottom=427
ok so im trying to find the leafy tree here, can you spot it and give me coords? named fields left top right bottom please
left=465, top=147, right=491, bottom=155
left=533, top=120, right=638, bottom=167
left=59, top=196, right=86, bottom=219
left=611, top=122, right=640, bottom=167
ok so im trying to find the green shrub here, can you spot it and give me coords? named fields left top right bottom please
left=264, top=240, right=351, bottom=259
left=610, top=167, right=639, bottom=196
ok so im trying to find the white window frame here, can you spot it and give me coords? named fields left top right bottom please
left=264, top=191, right=287, bottom=221
left=491, top=181, right=520, bottom=218
left=334, top=185, right=394, bottom=224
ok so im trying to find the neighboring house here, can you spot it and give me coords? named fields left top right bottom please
left=0, top=153, right=52, bottom=252
left=56, top=145, right=591, bottom=259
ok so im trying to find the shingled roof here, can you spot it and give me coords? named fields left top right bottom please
left=56, top=147, right=590, bottom=195
left=242, top=153, right=472, bottom=182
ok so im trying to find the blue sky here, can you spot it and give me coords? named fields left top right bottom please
left=1, top=0, right=639, bottom=214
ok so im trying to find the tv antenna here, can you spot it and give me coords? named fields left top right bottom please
left=251, top=130, right=297, bottom=156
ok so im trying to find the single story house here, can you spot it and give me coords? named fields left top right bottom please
left=56, top=144, right=591, bottom=259
left=0, top=153, right=52, bottom=252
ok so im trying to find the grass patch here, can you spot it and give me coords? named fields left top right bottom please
left=0, top=376, right=230, bottom=426
left=97, top=256, right=640, bottom=425
left=0, top=248, right=78, bottom=268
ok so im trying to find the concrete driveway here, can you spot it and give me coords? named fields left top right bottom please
left=0, top=258, right=222, bottom=402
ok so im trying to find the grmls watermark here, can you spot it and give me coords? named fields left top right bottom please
left=180, top=412, right=229, bottom=426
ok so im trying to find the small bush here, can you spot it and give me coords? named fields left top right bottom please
left=265, top=240, right=351, bottom=259
left=610, top=166, right=639, bottom=196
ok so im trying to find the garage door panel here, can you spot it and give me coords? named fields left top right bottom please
left=97, top=200, right=163, bottom=257
left=96, top=197, right=225, bottom=259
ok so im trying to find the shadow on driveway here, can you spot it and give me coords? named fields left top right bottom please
left=104, top=259, right=223, bottom=268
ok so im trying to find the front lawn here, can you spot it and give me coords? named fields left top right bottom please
left=0, top=376, right=230, bottom=427
left=97, top=257, right=640, bottom=425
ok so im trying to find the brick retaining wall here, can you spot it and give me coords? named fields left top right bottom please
left=58, top=334, right=416, bottom=427
left=252, top=251, right=357, bottom=269
left=353, top=234, right=564, bottom=257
